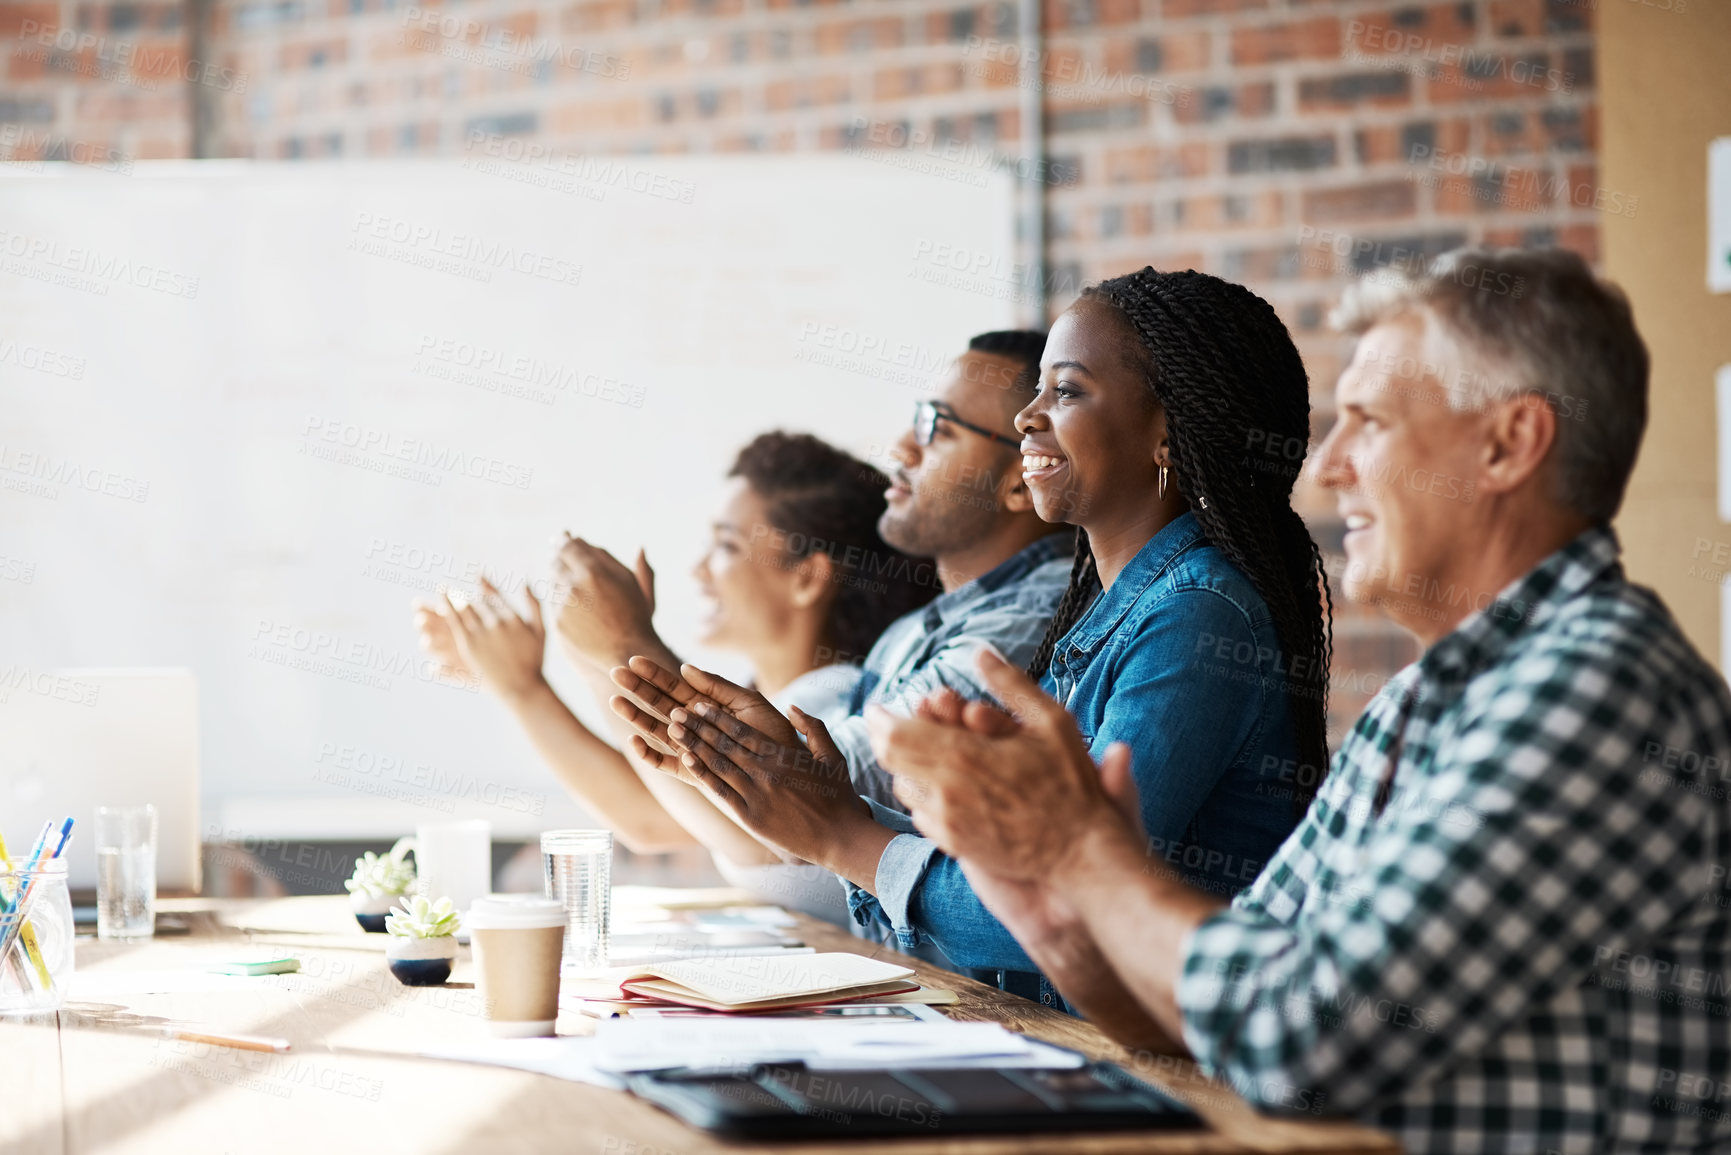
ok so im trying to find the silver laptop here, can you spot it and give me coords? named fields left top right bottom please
left=0, top=668, right=200, bottom=896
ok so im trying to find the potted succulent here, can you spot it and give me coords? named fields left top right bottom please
left=344, top=837, right=416, bottom=932
left=384, top=895, right=460, bottom=986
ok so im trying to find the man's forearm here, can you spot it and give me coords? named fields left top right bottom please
left=1015, top=908, right=1188, bottom=1055
left=1050, top=823, right=1225, bottom=1046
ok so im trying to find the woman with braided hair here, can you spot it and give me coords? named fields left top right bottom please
left=1018, top=267, right=1332, bottom=810
left=834, top=267, right=1334, bottom=998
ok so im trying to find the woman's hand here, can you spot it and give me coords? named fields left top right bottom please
left=442, top=578, right=549, bottom=703
left=550, top=536, right=659, bottom=669
left=412, top=600, right=472, bottom=680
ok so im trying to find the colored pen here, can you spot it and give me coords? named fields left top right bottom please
left=158, top=1028, right=292, bottom=1054
left=49, top=818, right=74, bottom=859
left=0, top=832, right=52, bottom=991
left=0, top=820, right=66, bottom=966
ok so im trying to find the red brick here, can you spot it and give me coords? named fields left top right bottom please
left=1427, top=49, right=1575, bottom=104
left=1479, top=104, right=1594, bottom=156
left=1430, top=163, right=1554, bottom=214
left=871, top=64, right=965, bottom=101
left=1041, top=44, right=1087, bottom=86
left=1342, top=4, right=1476, bottom=55
left=815, top=17, right=902, bottom=56
left=963, top=55, right=1021, bottom=90
left=1489, top=0, right=1592, bottom=36
left=132, top=40, right=189, bottom=82
left=1231, top=17, right=1341, bottom=66
left=1166, top=189, right=1284, bottom=230
left=1174, top=81, right=1275, bottom=124
left=1302, top=180, right=1416, bottom=223
left=1101, top=29, right=1211, bottom=75
left=1161, top=0, right=1268, bottom=17
left=5, top=44, right=52, bottom=82
left=1222, top=242, right=1313, bottom=283
left=1102, top=141, right=1210, bottom=183
left=1046, top=0, right=1143, bottom=30
left=1353, top=117, right=1470, bottom=164
left=1297, top=70, right=1410, bottom=111
left=0, top=5, right=57, bottom=39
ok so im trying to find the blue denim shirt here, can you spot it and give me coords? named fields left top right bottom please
left=852, top=512, right=1305, bottom=991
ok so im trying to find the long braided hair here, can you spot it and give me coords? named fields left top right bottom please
left=1025, top=268, right=1335, bottom=805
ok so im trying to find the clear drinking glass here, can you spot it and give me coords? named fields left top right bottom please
left=540, top=829, right=611, bottom=972
left=0, top=858, right=75, bottom=1013
left=95, top=804, right=157, bottom=940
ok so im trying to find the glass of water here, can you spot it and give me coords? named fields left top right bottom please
left=95, top=804, right=157, bottom=940
left=540, top=829, right=611, bottom=973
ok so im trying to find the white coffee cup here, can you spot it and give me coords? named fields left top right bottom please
left=466, top=894, right=566, bottom=1037
left=415, top=820, right=490, bottom=923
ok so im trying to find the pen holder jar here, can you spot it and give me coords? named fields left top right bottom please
left=0, top=859, right=75, bottom=1014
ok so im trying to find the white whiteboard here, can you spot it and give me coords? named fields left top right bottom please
left=0, top=158, right=1016, bottom=839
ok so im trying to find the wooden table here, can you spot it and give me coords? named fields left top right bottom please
left=0, top=896, right=1397, bottom=1155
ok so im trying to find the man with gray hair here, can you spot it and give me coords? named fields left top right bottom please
left=869, top=248, right=1731, bottom=1153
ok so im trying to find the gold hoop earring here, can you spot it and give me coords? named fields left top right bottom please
left=1158, top=464, right=1168, bottom=502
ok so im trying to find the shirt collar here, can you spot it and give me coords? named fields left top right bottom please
left=1062, top=512, right=1206, bottom=651
left=1418, top=523, right=1623, bottom=684
left=924, top=531, right=1073, bottom=629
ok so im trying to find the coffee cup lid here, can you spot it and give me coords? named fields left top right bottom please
left=465, top=894, right=566, bottom=930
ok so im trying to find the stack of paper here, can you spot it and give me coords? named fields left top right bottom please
left=588, top=953, right=925, bottom=1013
left=592, top=1016, right=1087, bottom=1074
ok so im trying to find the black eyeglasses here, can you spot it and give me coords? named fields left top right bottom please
left=913, top=400, right=1019, bottom=450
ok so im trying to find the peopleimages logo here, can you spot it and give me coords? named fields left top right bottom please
left=400, top=7, right=631, bottom=80
left=0, top=228, right=200, bottom=299
left=300, top=416, right=534, bottom=491
left=0, top=125, right=132, bottom=173
left=347, top=212, right=583, bottom=287
left=461, top=132, right=696, bottom=204
left=0, top=443, right=150, bottom=502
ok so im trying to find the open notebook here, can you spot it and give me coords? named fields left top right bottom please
left=613, top=952, right=923, bottom=1013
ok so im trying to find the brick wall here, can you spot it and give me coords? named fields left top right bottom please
left=2, top=0, right=1603, bottom=737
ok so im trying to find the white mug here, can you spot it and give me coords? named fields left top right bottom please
left=414, top=820, right=491, bottom=923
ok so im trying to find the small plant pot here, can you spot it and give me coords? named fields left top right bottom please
left=351, top=891, right=406, bottom=934
left=386, top=935, right=457, bottom=986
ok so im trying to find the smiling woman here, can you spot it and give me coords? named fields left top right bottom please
left=1022, top=270, right=1333, bottom=797
left=840, top=268, right=1338, bottom=1002
left=417, top=431, right=936, bottom=926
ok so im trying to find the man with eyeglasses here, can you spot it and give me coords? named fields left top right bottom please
left=561, top=330, right=1067, bottom=956
left=554, top=327, right=1068, bottom=815
left=818, top=330, right=1072, bottom=809
left=596, top=330, right=1069, bottom=960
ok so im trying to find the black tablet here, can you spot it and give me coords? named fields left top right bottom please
left=626, top=1060, right=1203, bottom=1140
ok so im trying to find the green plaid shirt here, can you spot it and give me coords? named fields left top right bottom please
left=1178, top=527, right=1731, bottom=1153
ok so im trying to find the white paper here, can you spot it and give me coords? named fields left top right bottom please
left=1718, top=365, right=1731, bottom=523
left=420, top=1036, right=626, bottom=1090
left=591, top=1017, right=1084, bottom=1074
left=66, top=969, right=284, bottom=996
